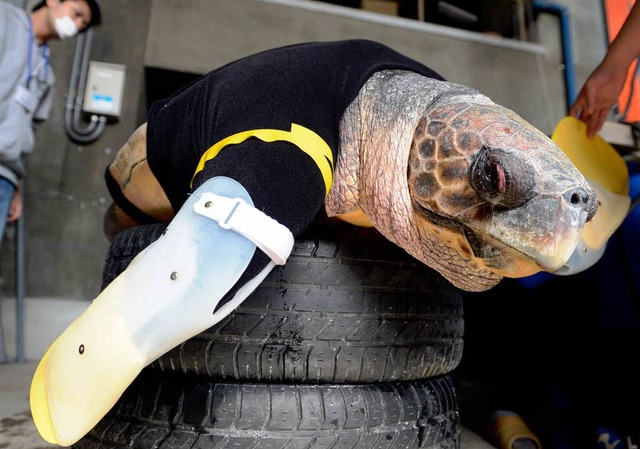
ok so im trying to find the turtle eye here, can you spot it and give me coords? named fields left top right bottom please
left=470, top=146, right=535, bottom=208
left=485, top=158, right=506, bottom=194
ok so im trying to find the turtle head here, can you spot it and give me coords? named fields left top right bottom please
left=407, top=99, right=598, bottom=289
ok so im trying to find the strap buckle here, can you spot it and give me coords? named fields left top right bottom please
left=193, top=193, right=294, bottom=265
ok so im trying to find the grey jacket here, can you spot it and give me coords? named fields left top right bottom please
left=0, top=1, right=55, bottom=186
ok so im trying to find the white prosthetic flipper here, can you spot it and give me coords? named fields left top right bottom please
left=30, top=176, right=294, bottom=447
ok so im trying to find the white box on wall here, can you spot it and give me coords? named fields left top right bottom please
left=82, top=61, right=126, bottom=118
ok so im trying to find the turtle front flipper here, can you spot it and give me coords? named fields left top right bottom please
left=30, top=176, right=294, bottom=446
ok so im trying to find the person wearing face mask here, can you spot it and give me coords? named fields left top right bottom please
left=0, top=0, right=101, bottom=249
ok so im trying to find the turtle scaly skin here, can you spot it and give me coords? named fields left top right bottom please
left=327, top=70, right=597, bottom=292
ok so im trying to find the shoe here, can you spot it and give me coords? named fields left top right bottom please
left=489, top=411, right=542, bottom=449
left=596, top=427, right=624, bottom=449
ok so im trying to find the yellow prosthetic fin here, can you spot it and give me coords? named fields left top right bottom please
left=30, top=176, right=294, bottom=446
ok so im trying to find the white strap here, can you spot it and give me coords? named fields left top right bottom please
left=193, top=192, right=294, bottom=265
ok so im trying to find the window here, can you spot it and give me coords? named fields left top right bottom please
left=314, top=0, right=535, bottom=40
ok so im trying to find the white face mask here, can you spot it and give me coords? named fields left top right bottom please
left=53, top=15, right=78, bottom=39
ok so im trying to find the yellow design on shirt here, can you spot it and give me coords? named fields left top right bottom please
left=192, top=124, right=334, bottom=195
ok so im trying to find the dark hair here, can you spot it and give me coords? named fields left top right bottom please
left=31, top=0, right=102, bottom=28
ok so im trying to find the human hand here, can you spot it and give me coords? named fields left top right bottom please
left=7, top=188, right=22, bottom=223
left=569, top=62, right=627, bottom=139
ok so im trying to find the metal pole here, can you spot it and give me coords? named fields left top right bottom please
left=15, top=181, right=25, bottom=363
left=0, top=289, right=5, bottom=364
left=532, top=1, right=578, bottom=111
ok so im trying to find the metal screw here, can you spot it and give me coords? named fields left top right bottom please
left=204, top=201, right=213, bottom=208
left=170, top=272, right=178, bottom=280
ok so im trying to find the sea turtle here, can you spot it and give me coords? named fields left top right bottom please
left=327, top=69, right=597, bottom=292
left=29, top=39, right=597, bottom=447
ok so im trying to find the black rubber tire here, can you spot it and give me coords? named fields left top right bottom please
left=72, top=368, right=460, bottom=449
left=102, top=222, right=464, bottom=383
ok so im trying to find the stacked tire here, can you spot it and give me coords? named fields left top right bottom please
left=73, top=219, right=465, bottom=449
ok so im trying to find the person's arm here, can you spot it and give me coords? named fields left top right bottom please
left=569, top=2, right=640, bottom=138
left=0, top=7, right=34, bottom=161
left=6, top=181, right=22, bottom=223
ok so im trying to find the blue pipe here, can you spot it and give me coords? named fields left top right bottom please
left=532, top=1, right=577, bottom=112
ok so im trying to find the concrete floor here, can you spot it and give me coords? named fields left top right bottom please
left=0, top=361, right=497, bottom=449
